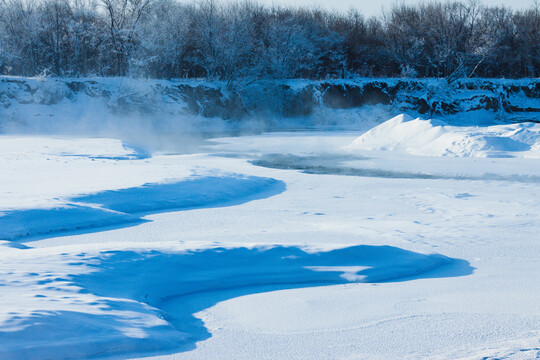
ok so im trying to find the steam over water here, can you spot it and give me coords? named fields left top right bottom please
left=248, top=153, right=540, bottom=183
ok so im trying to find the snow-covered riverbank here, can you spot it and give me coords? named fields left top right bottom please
left=1, top=77, right=539, bottom=137
left=1, top=115, right=540, bottom=359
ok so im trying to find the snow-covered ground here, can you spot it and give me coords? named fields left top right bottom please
left=1, top=114, right=540, bottom=359
left=349, top=114, right=540, bottom=158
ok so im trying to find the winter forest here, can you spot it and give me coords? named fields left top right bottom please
left=0, top=0, right=538, bottom=82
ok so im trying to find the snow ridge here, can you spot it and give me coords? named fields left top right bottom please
left=0, top=176, right=285, bottom=240
left=348, top=114, right=540, bottom=158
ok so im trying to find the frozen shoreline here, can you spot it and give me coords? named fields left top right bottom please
left=1, top=117, right=540, bottom=359
left=1, top=76, right=538, bottom=139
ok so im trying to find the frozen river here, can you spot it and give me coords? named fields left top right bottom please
left=1, top=116, right=540, bottom=359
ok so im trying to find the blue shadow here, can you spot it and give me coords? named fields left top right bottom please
left=0, top=176, right=286, bottom=241
left=0, top=245, right=473, bottom=359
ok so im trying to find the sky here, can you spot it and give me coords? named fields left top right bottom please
left=257, top=0, right=536, bottom=16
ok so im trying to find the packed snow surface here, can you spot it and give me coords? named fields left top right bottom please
left=1, top=115, right=540, bottom=360
left=349, top=114, right=540, bottom=158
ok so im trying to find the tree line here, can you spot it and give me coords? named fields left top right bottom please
left=0, top=0, right=538, bottom=82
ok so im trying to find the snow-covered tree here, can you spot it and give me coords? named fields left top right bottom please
left=0, top=0, right=537, bottom=79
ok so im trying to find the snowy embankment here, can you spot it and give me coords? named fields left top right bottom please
left=348, top=114, right=540, bottom=158
left=0, top=77, right=538, bottom=139
left=0, top=137, right=284, bottom=240
left=0, top=174, right=283, bottom=240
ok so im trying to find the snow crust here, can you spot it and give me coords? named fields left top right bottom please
left=348, top=114, right=540, bottom=158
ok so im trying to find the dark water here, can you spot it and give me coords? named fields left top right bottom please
left=248, top=153, right=540, bottom=183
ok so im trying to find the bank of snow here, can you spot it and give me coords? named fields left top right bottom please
left=348, top=114, right=540, bottom=158
left=0, top=241, right=468, bottom=360
left=0, top=136, right=285, bottom=240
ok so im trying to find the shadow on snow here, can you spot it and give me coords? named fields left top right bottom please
left=0, top=175, right=286, bottom=241
left=0, top=245, right=473, bottom=359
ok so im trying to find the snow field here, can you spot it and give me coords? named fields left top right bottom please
left=1, top=114, right=540, bottom=359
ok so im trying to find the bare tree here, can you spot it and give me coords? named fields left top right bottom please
left=0, top=0, right=537, bottom=79
left=98, top=0, right=153, bottom=75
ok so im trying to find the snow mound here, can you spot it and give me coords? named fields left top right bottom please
left=348, top=114, right=540, bottom=158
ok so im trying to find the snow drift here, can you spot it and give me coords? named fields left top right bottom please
left=348, top=114, right=540, bottom=158
left=0, top=243, right=472, bottom=359
left=0, top=176, right=285, bottom=240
